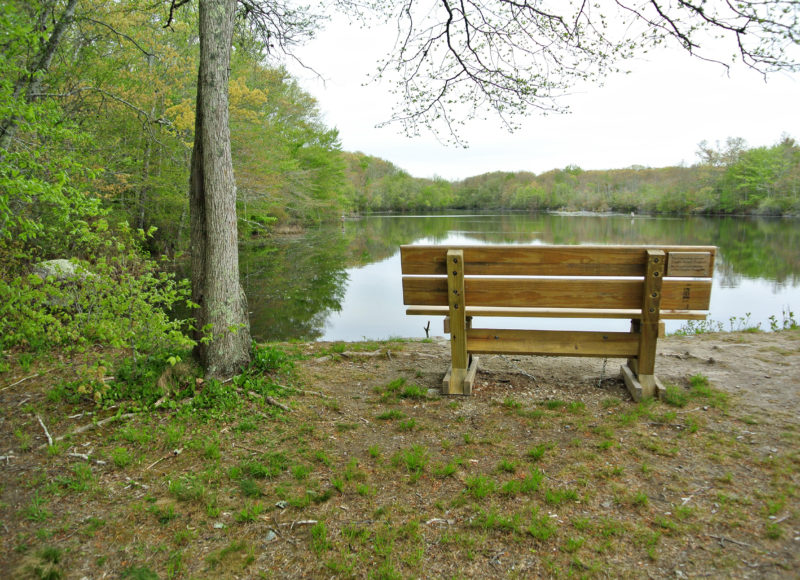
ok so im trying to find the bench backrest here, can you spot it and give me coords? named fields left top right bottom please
left=401, top=245, right=716, bottom=313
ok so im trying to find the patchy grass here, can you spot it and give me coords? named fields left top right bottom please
left=2, top=337, right=799, bottom=578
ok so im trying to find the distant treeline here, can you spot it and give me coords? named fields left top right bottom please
left=340, top=136, right=800, bottom=217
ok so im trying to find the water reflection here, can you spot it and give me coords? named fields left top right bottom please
left=240, top=213, right=800, bottom=341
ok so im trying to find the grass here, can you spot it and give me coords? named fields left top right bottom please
left=3, top=339, right=796, bottom=579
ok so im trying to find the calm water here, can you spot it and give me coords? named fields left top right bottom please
left=239, top=213, right=800, bottom=342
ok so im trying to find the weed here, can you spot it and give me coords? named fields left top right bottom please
left=545, top=487, right=579, bottom=505
left=61, top=463, right=95, bottom=492
left=562, top=536, right=585, bottom=553
left=689, top=374, right=728, bottom=408
left=235, top=502, right=264, bottom=523
left=502, top=397, right=522, bottom=411
left=239, top=478, right=262, bottom=498
left=376, top=409, right=406, bottom=420
left=567, top=401, right=586, bottom=413
left=121, top=565, right=159, bottom=580
left=398, top=418, right=417, bottom=431
left=310, top=521, right=330, bottom=554
left=764, top=522, right=783, bottom=540
left=528, top=508, right=557, bottom=541
left=662, top=384, right=689, bottom=407
left=432, top=460, right=459, bottom=478
left=497, top=459, right=518, bottom=473
left=111, top=447, right=132, bottom=468
left=368, top=445, right=381, bottom=459
left=526, top=443, right=551, bottom=461
left=393, top=445, right=429, bottom=482
left=465, top=474, right=496, bottom=499
left=471, top=508, right=521, bottom=534
left=314, top=450, right=333, bottom=466
left=150, top=504, right=177, bottom=524
left=14, top=428, right=32, bottom=452
left=291, top=464, right=312, bottom=480
left=344, top=458, right=366, bottom=482
left=356, top=483, right=376, bottom=497
left=23, top=493, right=51, bottom=522
left=400, top=384, right=428, bottom=399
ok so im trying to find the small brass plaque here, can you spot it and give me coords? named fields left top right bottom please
left=667, top=252, right=712, bottom=277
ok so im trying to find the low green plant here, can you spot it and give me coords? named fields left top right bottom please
left=112, top=447, right=132, bottom=468
left=376, top=409, right=406, bottom=421
left=526, top=443, right=551, bottom=461
left=662, top=384, right=689, bottom=407
left=393, top=445, right=429, bottom=482
left=235, top=502, right=264, bottom=523
left=465, top=474, right=496, bottom=499
left=528, top=508, right=557, bottom=541
left=310, top=521, right=331, bottom=554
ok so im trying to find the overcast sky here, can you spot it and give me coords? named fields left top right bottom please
left=286, top=13, right=800, bottom=181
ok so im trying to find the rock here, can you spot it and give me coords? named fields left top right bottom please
left=32, top=259, right=91, bottom=281
left=265, top=530, right=278, bottom=542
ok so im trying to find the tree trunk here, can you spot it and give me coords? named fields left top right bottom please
left=190, top=0, right=251, bottom=378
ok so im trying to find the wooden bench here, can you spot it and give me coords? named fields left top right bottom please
left=400, top=244, right=716, bottom=400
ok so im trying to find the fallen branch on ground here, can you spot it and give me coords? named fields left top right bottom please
left=38, top=413, right=137, bottom=450
left=37, top=414, right=53, bottom=446
left=1, top=373, right=40, bottom=391
left=146, top=448, right=183, bottom=470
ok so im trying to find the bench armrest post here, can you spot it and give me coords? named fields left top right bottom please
left=446, top=249, right=469, bottom=394
left=636, top=249, right=665, bottom=397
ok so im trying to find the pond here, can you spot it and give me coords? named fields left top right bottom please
left=239, top=213, right=800, bottom=342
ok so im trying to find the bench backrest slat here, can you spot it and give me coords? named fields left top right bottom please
left=401, top=244, right=715, bottom=313
left=402, top=277, right=712, bottom=310
left=401, top=245, right=716, bottom=277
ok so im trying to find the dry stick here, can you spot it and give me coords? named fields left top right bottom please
left=38, top=413, right=137, bottom=450
left=264, top=396, right=291, bottom=412
left=36, top=414, right=53, bottom=447
left=708, top=534, right=755, bottom=548
left=274, top=384, right=331, bottom=400
left=1, top=373, right=40, bottom=391
left=146, top=448, right=183, bottom=470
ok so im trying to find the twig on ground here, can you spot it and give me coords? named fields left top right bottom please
left=146, top=448, right=183, bottom=470
left=1, top=374, right=40, bottom=391
left=265, top=396, right=291, bottom=411
left=37, top=414, right=53, bottom=446
left=274, top=383, right=331, bottom=399
left=708, top=534, right=755, bottom=548
left=39, top=413, right=137, bottom=449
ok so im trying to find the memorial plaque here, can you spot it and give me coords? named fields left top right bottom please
left=667, top=252, right=712, bottom=277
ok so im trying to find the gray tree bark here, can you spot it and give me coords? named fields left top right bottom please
left=190, top=0, right=252, bottom=378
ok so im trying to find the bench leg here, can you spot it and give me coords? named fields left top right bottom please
left=443, top=356, right=479, bottom=395
left=444, top=249, right=474, bottom=395
left=624, top=250, right=665, bottom=401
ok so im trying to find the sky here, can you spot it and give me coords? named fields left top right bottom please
left=286, top=11, right=800, bottom=181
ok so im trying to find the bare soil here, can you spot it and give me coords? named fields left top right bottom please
left=1, top=330, right=799, bottom=579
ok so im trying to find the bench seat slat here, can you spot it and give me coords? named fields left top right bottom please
left=401, top=245, right=716, bottom=277
left=402, top=277, right=712, bottom=311
left=405, top=306, right=709, bottom=320
left=467, top=328, right=640, bottom=357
